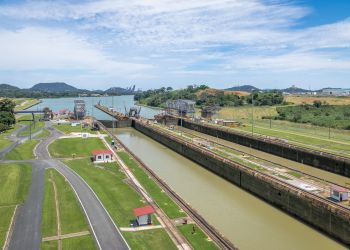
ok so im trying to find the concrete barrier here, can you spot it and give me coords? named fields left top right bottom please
left=180, top=119, right=350, bottom=178
left=133, top=120, right=350, bottom=246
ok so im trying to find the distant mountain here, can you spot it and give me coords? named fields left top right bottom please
left=105, top=85, right=136, bottom=95
left=0, top=84, right=19, bottom=90
left=281, top=85, right=311, bottom=93
left=30, top=82, right=78, bottom=92
left=225, top=85, right=260, bottom=92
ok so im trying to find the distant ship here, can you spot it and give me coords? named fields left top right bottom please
left=74, top=100, right=86, bottom=120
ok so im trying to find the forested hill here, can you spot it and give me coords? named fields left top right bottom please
left=31, top=82, right=78, bottom=92
left=0, top=83, right=137, bottom=98
left=134, top=85, right=284, bottom=108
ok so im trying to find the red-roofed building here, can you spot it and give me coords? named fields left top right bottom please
left=331, top=186, right=349, bottom=202
left=133, top=205, right=155, bottom=226
left=92, top=149, right=113, bottom=163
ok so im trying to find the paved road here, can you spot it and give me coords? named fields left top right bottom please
left=2, top=122, right=130, bottom=250
left=0, top=123, right=44, bottom=159
left=8, top=161, right=46, bottom=250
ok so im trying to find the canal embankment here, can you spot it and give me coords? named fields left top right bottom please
left=180, top=119, right=350, bottom=178
left=132, top=119, right=350, bottom=246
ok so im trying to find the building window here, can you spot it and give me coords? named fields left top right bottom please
left=97, top=155, right=102, bottom=160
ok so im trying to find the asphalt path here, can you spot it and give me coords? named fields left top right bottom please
left=2, top=122, right=130, bottom=250
left=7, top=161, right=46, bottom=250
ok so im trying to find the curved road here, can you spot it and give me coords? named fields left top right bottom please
left=3, top=122, right=130, bottom=250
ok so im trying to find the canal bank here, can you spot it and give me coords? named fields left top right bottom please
left=180, top=119, right=350, bottom=177
left=114, top=127, right=348, bottom=250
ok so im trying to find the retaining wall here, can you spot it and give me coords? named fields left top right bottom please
left=98, top=119, right=132, bottom=128
left=180, top=119, right=350, bottom=177
left=133, top=120, right=350, bottom=246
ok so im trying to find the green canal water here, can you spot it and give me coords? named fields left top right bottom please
left=115, top=127, right=348, bottom=250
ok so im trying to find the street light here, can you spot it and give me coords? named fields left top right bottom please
left=251, top=93, right=254, bottom=135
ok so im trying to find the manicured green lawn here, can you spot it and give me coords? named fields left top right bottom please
left=49, top=138, right=106, bottom=158
left=17, top=115, right=45, bottom=137
left=64, top=159, right=178, bottom=249
left=64, top=159, right=144, bottom=227
left=41, top=169, right=91, bottom=237
left=53, top=124, right=96, bottom=134
left=122, top=229, right=177, bottom=250
left=42, top=170, right=57, bottom=237
left=4, top=139, right=39, bottom=160
left=178, top=224, right=219, bottom=250
left=41, top=240, right=58, bottom=250
left=0, top=206, right=15, bottom=249
left=61, top=235, right=96, bottom=250
left=34, top=129, right=51, bottom=139
left=117, top=151, right=186, bottom=219
left=0, top=124, right=20, bottom=151
left=14, top=98, right=40, bottom=111
left=0, top=164, right=32, bottom=205
left=0, top=164, right=32, bottom=249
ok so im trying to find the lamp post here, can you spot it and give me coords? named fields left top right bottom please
left=251, top=93, right=254, bottom=135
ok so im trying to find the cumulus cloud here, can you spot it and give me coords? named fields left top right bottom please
left=0, top=0, right=349, bottom=88
left=0, top=26, right=151, bottom=72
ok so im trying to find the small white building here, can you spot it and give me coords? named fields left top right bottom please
left=92, top=149, right=113, bottom=163
left=331, top=186, right=349, bottom=202
left=133, top=205, right=155, bottom=226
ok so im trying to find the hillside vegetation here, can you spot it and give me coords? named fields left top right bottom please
left=135, top=85, right=284, bottom=108
left=275, top=103, right=350, bottom=129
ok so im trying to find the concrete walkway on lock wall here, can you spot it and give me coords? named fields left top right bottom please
left=1, top=122, right=130, bottom=250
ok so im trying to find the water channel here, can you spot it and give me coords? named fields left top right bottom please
left=33, top=96, right=348, bottom=250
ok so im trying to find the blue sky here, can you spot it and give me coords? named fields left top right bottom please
left=0, top=0, right=349, bottom=90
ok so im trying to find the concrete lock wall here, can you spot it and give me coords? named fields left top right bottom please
left=98, top=119, right=132, bottom=128
left=133, top=121, right=350, bottom=246
left=179, top=119, right=350, bottom=178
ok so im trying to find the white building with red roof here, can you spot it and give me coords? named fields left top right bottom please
left=133, top=205, right=155, bottom=226
left=92, top=149, right=113, bottom=163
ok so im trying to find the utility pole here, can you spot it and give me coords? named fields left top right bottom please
left=328, top=126, right=331, bottom=139
left=29, top=122, right=32, bottom=140
left=112, top=96, right=115, bottom=134
left=251, top=93, right=254, bottom=135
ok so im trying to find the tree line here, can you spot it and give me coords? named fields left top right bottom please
left=0, top=99, right=16, bottom=132
left=134, top=85, right=284, bottom=108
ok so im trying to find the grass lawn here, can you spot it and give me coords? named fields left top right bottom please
left=41, top=169, right=91, bottom=237
left=64, top=159, right=177, bottom=249
left=18, top=120, right=45, bottom=137
left=213, top=105, right=350, bottom=156
left=41, top=240, right=58, bottom=250
left=0, top=206, right=15, bottom=248
left=49, top=138, right=106, bottom=158
left=61, top=235, right=96, bottom=250
left=178, top=224, right=219, bottom=250
left=0, top=124, right=20, bottom=151
left=0, top=163, right=32, bottom=249
left=4, top=139, right=39, bottom=160
left=122, top=229, right=177, bottom=250
left=0, top=164, right=32, bottom=205
left=14, top=98, right=40, bottom=111
left=117, top=151, right=186, bottom=219
left=34, top=129, right=51, bottom=139
left=53, top=124, right=96, bottom=134
left=64, top=158, right=144, bottom=227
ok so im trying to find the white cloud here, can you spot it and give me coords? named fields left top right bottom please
left=0, top=0, right=349, bottom=88
left=0, top=27, right=151, bottom=73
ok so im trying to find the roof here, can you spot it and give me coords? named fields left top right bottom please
left=92, top=149, right=113, bottom=155
left=331, top=185, right=348, bottom=193
left=133, top=205, right=155, bottom=217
